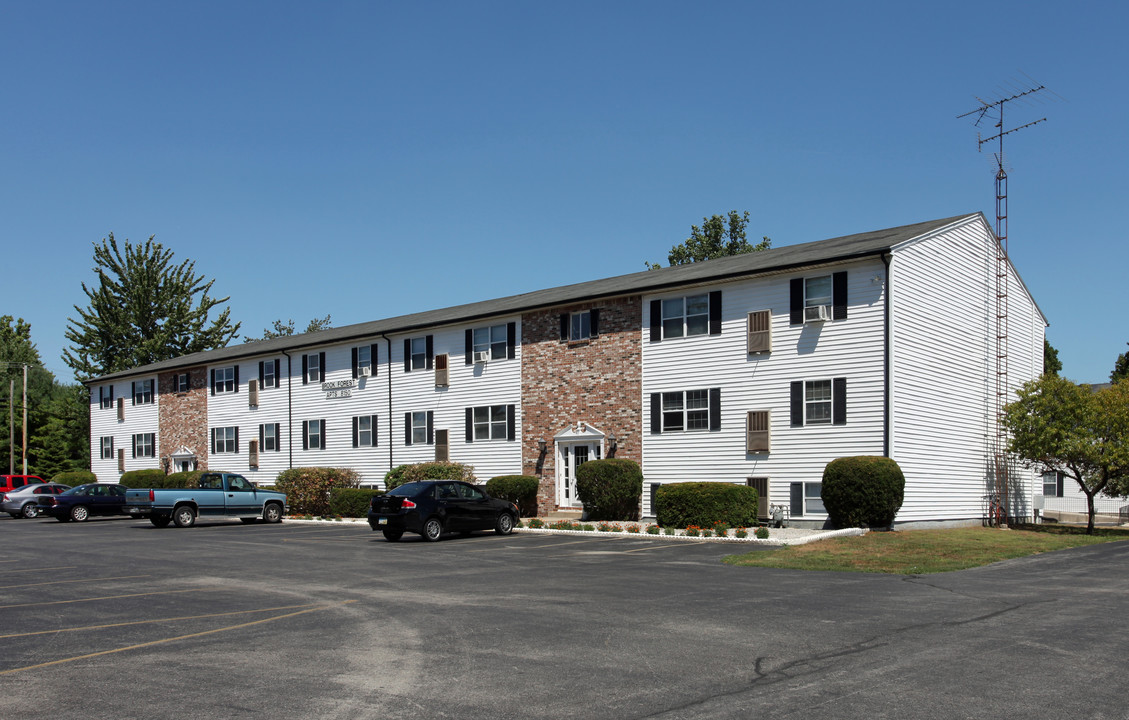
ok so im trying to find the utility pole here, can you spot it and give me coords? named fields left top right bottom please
left=2, top=363, right=28, bottom=475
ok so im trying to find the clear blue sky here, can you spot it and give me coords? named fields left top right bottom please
left=4, top=1, right=1126, bottom=384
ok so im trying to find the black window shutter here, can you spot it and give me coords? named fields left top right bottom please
left=131, top=382, right=136, bottom=406
left=99, top=386, right=104, bottom=406
left=259, top=361, right=265, bottom=386
left=590, top=309, right=600, bottom=338
left=352, top=416, right=359, bottom=448
left=465, top=408, right=474, bottom=443
left=234, top=427, right=239, bottom=453
left=351, top=347, right=358, bottom=379
left=790, top=482, right=804, bottom=517
left=370, top=345, right=379, bottom=375
left=259, top=424, right=264, bottom=451
left=274, top=424, right=280, bottom=451
left=404, top=413, right=412, bottom=446
left=403, top=339, right=411, bottom=373
left=302, top=421, right=308, bottom=451
left=109, top=385, right=113, bottom=402
left=559, top=314, right=569, bottom=342
left=211, top=428, right=217, bottom=454
left=320, top=420, right=326, bottom=448
left=507, top=322, right=516, bottom=359
left=833, top=271, right=848, bottom=320
left=1056, top=473, right=1064, bottom=497
left=210, top=370, right=216, bottom=395
left=790, top=278, right=804, bottom=325
left=426, top=411, right=434, bottom=445
left=709, top=388, right=721, bottom=431
left=507, top=404, right=516, bottom=441
left=833, top=378, right=847, bottom=425
left=273, top=360, right=280, bottom=385
left=709, top=291, right=722, bottom=335
left=302, top=355, right=309, bottom=385
left=318, top=352, right=326, bottom=382
left=790, top=381, right=804, bottom=427
left=650, top=393, right=661, bottom=434
left=131, top=435, right=136, bottom=458
left=649, top=300, right=662, bottom=342
left=234, top=365, right=239, bottom=392
left=425, top=336, right=434, bottom=370
left=465, top=329, right=474, bottom=365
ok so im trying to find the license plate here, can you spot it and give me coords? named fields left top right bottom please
left=378, top=518, right=387, bottom=525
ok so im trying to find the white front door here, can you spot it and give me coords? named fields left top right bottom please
left=557, top=442, right=601, bottom=508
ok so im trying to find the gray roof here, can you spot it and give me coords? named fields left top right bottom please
left=89, top=213, right=979, bottom=383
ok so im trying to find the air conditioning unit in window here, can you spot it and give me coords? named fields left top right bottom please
left=473, top=351, right=490, bottom=364
left=804, top=305, right=831, bottom=323
left=358, top=365, right=371, bottom=377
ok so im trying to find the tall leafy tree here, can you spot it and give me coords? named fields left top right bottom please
left=63, top=234, right=240, bottom=379
left=647, top=210, right=770, bottom=269
left=0, top=316, right=57, bottom=475
left=1004, top=375, right=1129, bottom=533
left=29, top=383, right=90, bottom=478
left=243, top=315, right=333, bottom=343
left=1112, top=342, right=1128, bottom=384
left=1043, top=339, right=1062, bottom=376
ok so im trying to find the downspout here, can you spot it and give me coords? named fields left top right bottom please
left=381, top=333, right=393, bottom=475
left=882, top=252, right=892, bottom=458
left=281, top=350, right=293, bottom=470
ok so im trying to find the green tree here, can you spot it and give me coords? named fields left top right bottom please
left=243, top=315, right=333, bottom=343
left=63, top=234, right=240, bottom=379
left=29, top=383, right=90, bottom=478
left=1112, top=342, right=1128, bottom=384
left=1043, top=339, right=1062, bottom=376
left=1004, top=375, right=1129, bottom=533
left=647, top=210, right=770, bottom=269
left=0, top=316, right=57, bottom=475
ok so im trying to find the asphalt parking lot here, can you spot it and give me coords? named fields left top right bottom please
left=2, top=514, right=1128, bottom=719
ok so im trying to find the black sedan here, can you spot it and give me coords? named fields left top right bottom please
left=369, top=481, right=518, bottom=542
left=38, top=483, right=129, bottom=522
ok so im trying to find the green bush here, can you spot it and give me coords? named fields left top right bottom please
left=50, top=470, right=96, bottom=486
left=328, top=487, right=385, bottom=517
left=384, top=461, right=475, bottom=491
left=653, top=482, right=758, bottom=529
left=575, top=459, right=643, bottom=521
left=118, top=468, right=170, bottom=489
left=821, top=456, right=905, bottom=528
left=484, top=475, right=540, bottom=516
left=275, top=467, right=361, bottom=516
left=163, top=470, right=205, bottom=488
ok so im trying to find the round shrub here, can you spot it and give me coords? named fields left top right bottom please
left=50, top=470, right=96, bottom=486
left=821, top=456, right=905, bottom=528
left=328, top=487, right=385, bottom=517
left=653, top=482, right=758, bottom=529
left=484, top=475, right=540, bottom=516
left=275, top=467, right=361, bottom=516
left=574, top=458, right=643, bottom=521
left=118, top=468, right=170, bottom=489
left=163, top=470, right=205, bottom=488
left=384, top=462, right=475, bottom=491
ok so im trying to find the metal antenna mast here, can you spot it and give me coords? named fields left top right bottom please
left=958, top=82, right=1048, bottom=527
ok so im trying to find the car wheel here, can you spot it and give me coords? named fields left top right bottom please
left=263, top=502, right=283, bottom=524
left=70, top=505, right=90, bottom=522
left=150, top=516, right=171, bottom=528
left=172, top=505, right=196, bottom=528
left=495, top=512, right=515, bottom=535
left=422, top=517, right=443, bottom=542
left=21, top=503, right=39, bottom=519
left=382, top=529, right=403, bottom=542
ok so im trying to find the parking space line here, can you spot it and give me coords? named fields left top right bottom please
left=0, top=586, right=219, bottom=610
left=0, top=602, right=328, bottom=639
left=0, top=566, right=78, bottom=575
left=620, top=543, right=700, bottom=553
left=0, top=600, right=358, bottom=676
left=465, top=537, right=624, bottom=553
left=0, top=574, right=151, bottom=590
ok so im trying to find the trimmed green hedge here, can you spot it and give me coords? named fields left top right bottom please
left=653, top=482, right=758, bottom=529
left=384, top=462, right=475, bottom=491
left=328, top=487, right=385, bottom=517
left=50, top=470, right=96, bottom=486
left=575, top=459, right=643, bottom=521
left=821, top=456, right=905, bottom=528
left=276, top=467, right=361, bottom=516
left=118, top=469, right=171, bottom=489
left=485, top=475, right=539, bottom=517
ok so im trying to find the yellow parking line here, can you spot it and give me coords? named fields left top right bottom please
left=0, top=600, right=357, bottom=675
left=0, top=566, right=78, bottom=575
left=0, top=602, right=328, bottom=639
left=0, top=574, right=151, bottom=590
left=0, top=586, right=218, bottom=610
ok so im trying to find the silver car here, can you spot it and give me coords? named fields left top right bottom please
left=2, top=483, right=71, bottom=518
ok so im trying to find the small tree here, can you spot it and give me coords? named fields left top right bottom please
left=1112, top=342, right=1128, bottom=384
left=647, top=211, right=770, bottom=269
left=821, top=456, right=905, bottom=529
left=243, top=315, right=333, bottom=343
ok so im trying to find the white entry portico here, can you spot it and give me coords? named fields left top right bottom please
left=554, top=421, right=606, bottom=508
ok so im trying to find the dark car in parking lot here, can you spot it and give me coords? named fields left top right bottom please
left=38, top=483, right=129, bottom=522
left=368, top=480, right=518, bottom=542
left=2, top=482, right=71, bottom=518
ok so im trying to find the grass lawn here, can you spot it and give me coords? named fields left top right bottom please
left=723, top=525, right=1129, bottom=574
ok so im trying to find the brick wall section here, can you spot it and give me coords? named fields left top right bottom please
left=521, top=297, right=643, bottom=514
left=157, top=369, right=209, bottom=471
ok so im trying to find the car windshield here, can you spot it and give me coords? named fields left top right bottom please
left=60, top=485, right=88, bottom=496
left=389, top=482, right=431, bottom=497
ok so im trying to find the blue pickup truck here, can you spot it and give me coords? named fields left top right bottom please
left=123, top=472, right=288, bottom=528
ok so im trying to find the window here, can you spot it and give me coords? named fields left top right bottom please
left=353, top=415, right=377, bottom=448
left=805, top=275, right=832, bottom=309
left=302, top=419, right=326, bottom=450
left=259, top=423, right=280, bottom=452
left=1042, top=471, right=1064, bottom=498
left=651, top=389, right=720, bottom=434
left=99, top=385, right=114, bottom=409
left=100, top=436, right=114, bottom=459
left=132, top=433, right=155, bottom=458
left=405, top=411, right=434, bottom=445
left=132, top=380, right=153, bottom=405
left=405, top=336, right=433, bottom=372
left=790, top=379, right=846, bottom=426
left=790, top=481, right=826, bottom=517
left=259, top=359, right=280, bottom=389
left=649, top=292, right=721, bottom=342
left=790, top=272, right=847, bottom=324
left=465, top=405, right=516, bottom=443
left=175, top=373, right=190, bottom=393
left=211, top=367, right=237, bottom=395
left=352, top=344, right=378, bottom=379
left=303, top=353, right=325, bottom=385
left=212, top=426, right=238, bottom=454
left=465, top=323, right=516, bottom=363
left=559, top=310, right=600, bottom=343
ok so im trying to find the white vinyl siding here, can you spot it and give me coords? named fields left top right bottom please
left=89, top=377, right=159, bottom=481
